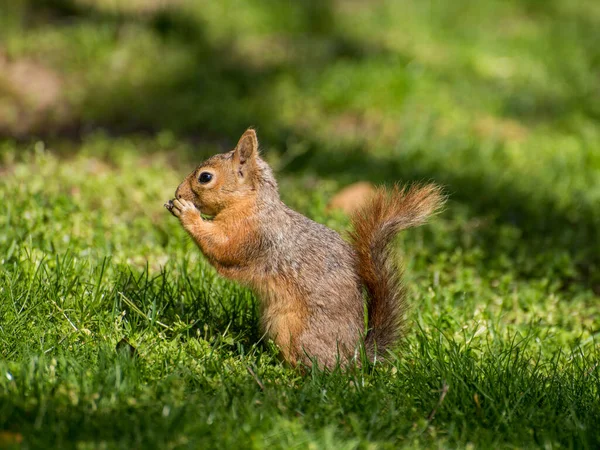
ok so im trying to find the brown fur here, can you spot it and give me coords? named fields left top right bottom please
left=165, top=129, right=444, bottom=368
left=348, top=184, right=445, bottom=358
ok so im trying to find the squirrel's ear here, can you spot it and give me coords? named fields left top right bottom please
left=233, top=128, right=258, bottom=178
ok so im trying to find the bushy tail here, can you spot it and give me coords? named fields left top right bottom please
left=348, top=183, right=445, bottom=360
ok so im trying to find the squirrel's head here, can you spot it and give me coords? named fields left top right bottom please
left=174, top=128, right=277, bottom=216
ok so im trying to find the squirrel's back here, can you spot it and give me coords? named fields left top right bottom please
left=255, top=203, right=365, bottom=367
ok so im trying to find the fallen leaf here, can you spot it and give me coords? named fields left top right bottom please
left=327, top=182, right=376, bottom=215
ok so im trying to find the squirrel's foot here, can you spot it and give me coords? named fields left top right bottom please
left=169, top=198, right=202, bottom=225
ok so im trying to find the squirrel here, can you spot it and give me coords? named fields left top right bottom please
left=165, top=129, right=444, bottom=369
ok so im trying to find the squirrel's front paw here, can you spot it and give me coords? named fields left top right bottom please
left=169, top=198, right=201, bottom=222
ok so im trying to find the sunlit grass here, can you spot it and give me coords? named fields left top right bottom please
left=1, top=0, right=599, bottom=448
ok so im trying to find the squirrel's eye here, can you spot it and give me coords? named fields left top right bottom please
left=198, top=172, right=213, bottom=184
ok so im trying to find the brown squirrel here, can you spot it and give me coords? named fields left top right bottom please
left=165, top=129, right=444, bottom=368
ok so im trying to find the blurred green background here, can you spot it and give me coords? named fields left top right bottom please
left=2, top=0, right=600, bottom=241
left=1, top=0, right=599, bottom=448
left=2, top=0, right=600, bottom=286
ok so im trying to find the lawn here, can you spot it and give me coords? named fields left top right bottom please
left=1, top=0, right=599, bottom=448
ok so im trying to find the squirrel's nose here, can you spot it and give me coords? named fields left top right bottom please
left=174, top=181, right=188, bottom=199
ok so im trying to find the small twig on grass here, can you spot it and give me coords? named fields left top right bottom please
left=50, top=299, right=79, bottom=332
left=118, top=292, right=172, bottom=331
left=427, top=381, right=449, bottom=422
left=44, top=335, right=68, bottom=354
left=246, top=365, right=265, bottom=391
left=586, top=361, right=599, bottom=377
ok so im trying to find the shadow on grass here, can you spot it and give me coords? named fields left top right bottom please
left=113, top=265, right=262, bottom=350
left=23, top=0, right=600, bottom=138
left=12, top=0, right=389, bottom=142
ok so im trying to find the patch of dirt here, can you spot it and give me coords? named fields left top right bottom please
left=327, top=181, right=376, bottom=215
left=0, top=164, right=15, bottom=177
left=75, top=0, right=183, bottom=15
left=473, top=115, right=529, bottom=142
left=0, top=49, right=70, bottom=137
left=326, top=112, right=401, bottom=147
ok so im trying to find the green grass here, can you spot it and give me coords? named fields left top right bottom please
left=1, top=0, right=600, bottom=448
